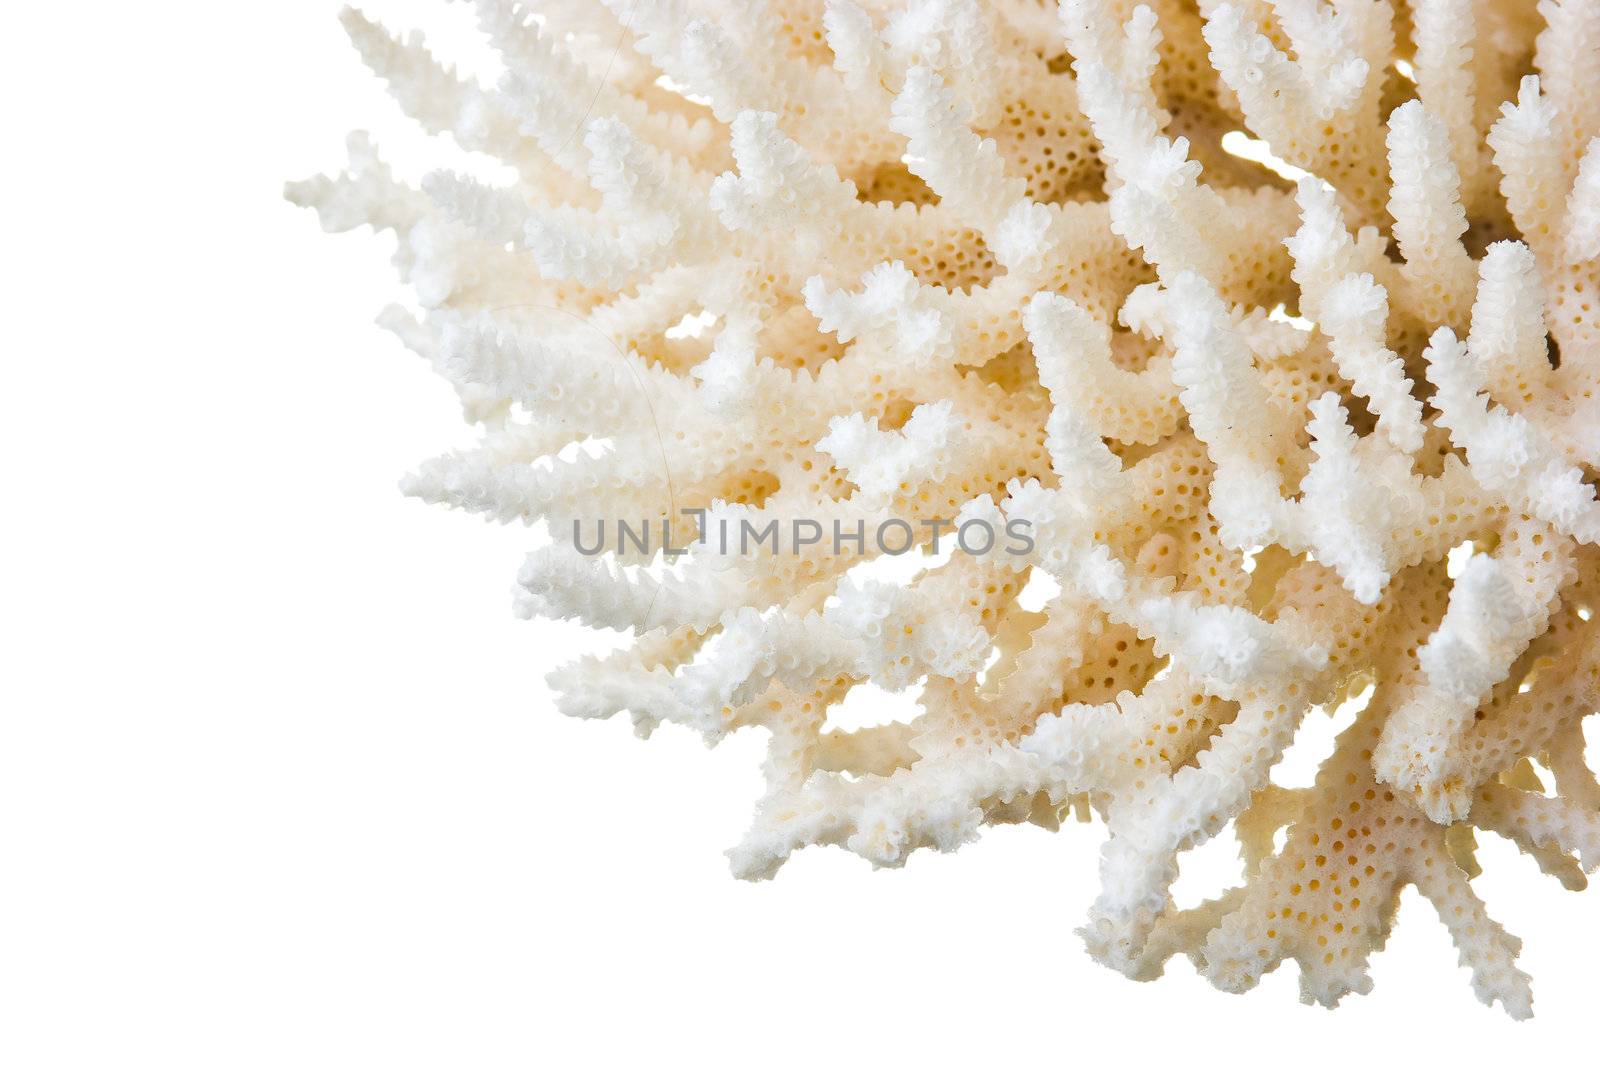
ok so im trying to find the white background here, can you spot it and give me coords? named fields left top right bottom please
left=2, top=1, right=1596, bottom=1060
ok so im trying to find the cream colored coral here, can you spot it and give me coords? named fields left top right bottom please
left=292, top=0, right=1600, bottom=1016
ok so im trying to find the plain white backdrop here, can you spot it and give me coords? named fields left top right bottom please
left=2, top=2, right=1597, bottom=1060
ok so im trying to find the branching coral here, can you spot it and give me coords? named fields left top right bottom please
left=291, top=0, right=1600, bottom=1015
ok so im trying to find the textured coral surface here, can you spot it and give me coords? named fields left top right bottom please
left=292, top=0, right=1600, bottom=1015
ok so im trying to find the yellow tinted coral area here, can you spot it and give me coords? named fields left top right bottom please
left=295, top=0, right=1600, bottom=1017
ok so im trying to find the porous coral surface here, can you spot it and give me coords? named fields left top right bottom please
left=292, top=0, right=1600, bottom=1015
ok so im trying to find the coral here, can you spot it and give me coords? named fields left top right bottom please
left=291, top=0, right=1600, bottom=1015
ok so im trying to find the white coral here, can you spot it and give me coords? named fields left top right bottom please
left=294, top=0, right=1600, bottom=1017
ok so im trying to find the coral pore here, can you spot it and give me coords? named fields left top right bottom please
left=292, top=0, right=1600, bottom=1015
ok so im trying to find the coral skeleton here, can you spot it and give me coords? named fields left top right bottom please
left=292, top=0, right=1600, bottom=1015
